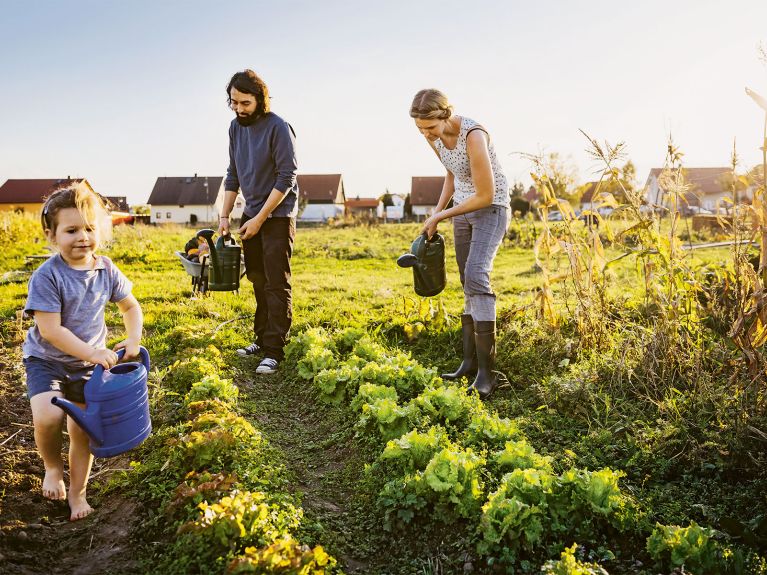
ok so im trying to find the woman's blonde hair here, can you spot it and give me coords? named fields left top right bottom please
left=409, top=89, right=453, bottom=120
left=41, top=181, right=107, bottom=234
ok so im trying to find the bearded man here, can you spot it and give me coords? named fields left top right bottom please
left=218, top=69, right=298, bottom=374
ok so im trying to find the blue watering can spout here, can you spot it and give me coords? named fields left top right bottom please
left=50, top=397, right=104, bottom=444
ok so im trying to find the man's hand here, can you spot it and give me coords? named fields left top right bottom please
left=239, top=216, right=265, bottom=241
left=218, top=217, right=231, bottom=237
left=113, top=339, right=140, bottom=360
left=90, top=348, right=119, bottom=370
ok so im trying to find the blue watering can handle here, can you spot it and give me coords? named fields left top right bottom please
left=91, top=346, right=150, bottom=382
left=115, top=346, right=150, bottom=372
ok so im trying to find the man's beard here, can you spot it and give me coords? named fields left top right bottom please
left=236, top=111, right=259, bottom=126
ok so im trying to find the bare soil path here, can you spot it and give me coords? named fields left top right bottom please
left=236, top=366, right=376, bottom=573
left=0, top=349, right=143, bottom=575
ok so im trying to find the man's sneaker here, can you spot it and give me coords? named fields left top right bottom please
left=256, top=357, right=279, bottom=375
left=237, top=342, right=261, bottom=356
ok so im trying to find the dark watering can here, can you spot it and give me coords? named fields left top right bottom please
left=199, top=229, right=241, bottom=291
left=397, top=232, right=446, bottom=297
left=51, top=347, right=151, bottom=458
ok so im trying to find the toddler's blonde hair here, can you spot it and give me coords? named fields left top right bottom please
left=41, top=181, right=107, bottom=235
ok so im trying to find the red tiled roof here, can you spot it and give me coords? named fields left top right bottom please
left=147, top=176, right=223, bottom=206
left=410, top=176, right=444, bottom=206
left=297, top=174, right=345, bottom=203
left=345, top=198, right=379, bottom=208
left=0, top=178, right=88, bottom=203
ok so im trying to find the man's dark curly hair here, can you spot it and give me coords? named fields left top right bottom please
left=226, top=69, right=270, bottom=117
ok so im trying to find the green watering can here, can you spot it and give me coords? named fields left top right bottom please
left=397, top=232, right=446, bottom=297
left=198, top=229, right=242, bottom=291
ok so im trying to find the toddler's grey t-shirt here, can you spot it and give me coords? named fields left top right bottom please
left=23, top=254, right=133, bottom=367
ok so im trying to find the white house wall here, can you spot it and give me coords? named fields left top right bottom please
left=299, top=203, right=344, bottom=222
left=412, top=205, right=436, bottom=216
left=214, top=184, right=246, bottom=220
left=150, top=205, right=217, bottom=224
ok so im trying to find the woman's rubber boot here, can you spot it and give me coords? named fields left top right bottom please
left=469, top=321, right=498, bottom=400
left=441, top=314, right=477, bottom=381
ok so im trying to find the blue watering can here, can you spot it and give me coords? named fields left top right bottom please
left=51, top=347, right=152, bottom=458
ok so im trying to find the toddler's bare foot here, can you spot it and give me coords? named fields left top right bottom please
left=42, top=469, right=66, bottom=500
left=68, top=495, right=94, bottom=521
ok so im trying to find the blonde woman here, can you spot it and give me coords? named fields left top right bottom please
left=410, top=89, right=509, bottom=399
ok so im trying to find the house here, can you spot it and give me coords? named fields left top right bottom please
left=410, top=176, right=445, bottom=219
left=380, top=193, right=407, bottom=220
left=297, top=174, right=346, bottom=222
left=0, top=177, right=113, bottom=238
left=147, top=175, right=224, bottom=224
left=345, top=197, right=381, bottom=218
left=0, top=178, right=92, bottom=213
left=643, top=167, right=753, bottom=213
left=104, top=196, right=129, bottom=212
left=578, top=182, right=599, bottom=211
left=214, top=187, right=246, bottom=221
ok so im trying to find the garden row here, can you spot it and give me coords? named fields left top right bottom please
left=107, top=328, right=336, bottom=574
left=287, top=325, right=760, bottom=574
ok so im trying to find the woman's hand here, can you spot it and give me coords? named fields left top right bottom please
left=422, top=213, right=441, bottom=239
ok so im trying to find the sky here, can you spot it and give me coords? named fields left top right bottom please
left=1, top=0, right=767, bottom=205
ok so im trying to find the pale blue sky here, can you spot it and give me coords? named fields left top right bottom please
left=1, top=0, right=766, bottom=204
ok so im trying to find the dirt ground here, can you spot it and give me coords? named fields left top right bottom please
left=0, top=348, right=143, bottom=575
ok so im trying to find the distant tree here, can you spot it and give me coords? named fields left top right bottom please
left=380, top=189, right=394, bottom=207
left=510, top=181, right=525, bottom=197
left=717, top=170, right=750, bottom=205
left=595, top=160, right=637, bottom=204
left=403, top=194, right=413, bottom=218
left=510, top=196, right=530, bottom=216
left=540, top=152, right=580, bottom=204
left=748, top=164, right=765, bottom=189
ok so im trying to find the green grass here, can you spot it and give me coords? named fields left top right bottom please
left=3, top=216, right=766, bottom=574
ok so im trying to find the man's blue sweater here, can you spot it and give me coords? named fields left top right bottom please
left=224, top=112, right=298, bottom=218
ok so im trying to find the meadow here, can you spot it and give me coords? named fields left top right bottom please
left=1, top=205, right=767, bottom=574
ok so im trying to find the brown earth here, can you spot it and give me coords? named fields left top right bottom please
left=0, top=348, right=143, bottom=575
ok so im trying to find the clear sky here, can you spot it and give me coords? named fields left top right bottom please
left=1, top=0, right=766, bottom=205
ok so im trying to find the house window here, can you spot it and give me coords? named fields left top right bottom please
left=179, top=205, right=184, bottom=208
left=166, top=212, right=172, bottom=219
left=156, top=212, right=162, bottom=219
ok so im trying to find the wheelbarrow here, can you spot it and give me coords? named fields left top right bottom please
left=174, top=249, right=245, bottom=295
